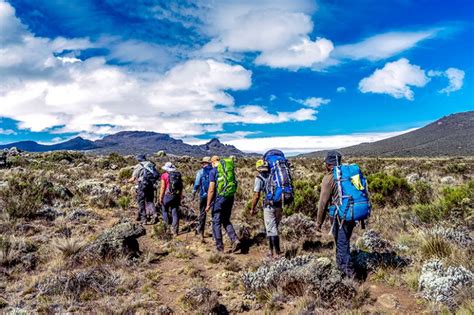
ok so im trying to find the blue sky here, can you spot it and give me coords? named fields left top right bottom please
left=0, top=0, right=473, bottom=153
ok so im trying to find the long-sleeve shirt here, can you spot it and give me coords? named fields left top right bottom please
left=316, top=171, right=339, bottom=228
left=193, top=168, right=204, bottom=194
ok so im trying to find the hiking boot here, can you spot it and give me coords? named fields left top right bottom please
left=150, top=216, right=159, bottom=225
left=200, top=234, right=206, bottom=244
left=230, top=240, right=241, bottom=253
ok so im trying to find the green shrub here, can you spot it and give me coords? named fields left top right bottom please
left=0, top=173, right=57, bottom=219
left=117, top=196, right=131, bottom=209
left=118, top=167, right=133, bottom=181
left=413, top=181, right=433, bottom=204
left=285, top=179, right=319, bottom=217
left=368, top=173, right=412, bottom=207
left=413, top=203, right=445, bottom=223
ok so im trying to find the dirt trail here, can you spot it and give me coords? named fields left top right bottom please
left=133, top=218, right=424, bottom=314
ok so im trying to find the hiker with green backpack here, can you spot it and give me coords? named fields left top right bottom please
left=316, top=151, right=371, bottom=278
left=205, top=156, right=241, bottom=253
left=160, top=162, right=184, bottom=236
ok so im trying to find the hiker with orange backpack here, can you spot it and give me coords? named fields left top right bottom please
left=316, top=151, right=371, bottom=278
left=205, top=156, right=241, bottom=253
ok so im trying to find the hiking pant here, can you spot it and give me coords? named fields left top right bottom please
left=197, top=196, right=207, bottom=236
left=162, top=194, right=180, bottom=234
left=263, top=205, right=282, bottom=237
left=137, top=183, right=155, bottom=220
left=332, top=219, right=355, bottom=278
left=212, top=196, right=238, bottom=251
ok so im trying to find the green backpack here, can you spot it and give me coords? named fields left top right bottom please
left=217, top=158, right=238, bottom=198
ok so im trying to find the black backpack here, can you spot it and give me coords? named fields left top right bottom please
left=168, top=171, right=183, bottom=196
left=139, top=161, right=160, bottom=187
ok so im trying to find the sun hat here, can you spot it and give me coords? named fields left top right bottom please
left=162, top=161, right=177, bottom=172
left=325, top=150, right=342, bottom=165
left=201, top=156, right=211, bottom=164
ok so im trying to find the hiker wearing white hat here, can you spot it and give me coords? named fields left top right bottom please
left=159, top=162, right=183, bottom=235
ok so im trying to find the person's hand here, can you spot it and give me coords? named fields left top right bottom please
left=250, top=208, right=256, bottom=215
left=205, top=205, right=211, bottom=212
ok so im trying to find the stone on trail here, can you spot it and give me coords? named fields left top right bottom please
left=377, top=293, right=399, bottom=309
left=83, top=220, right=146, bottom=259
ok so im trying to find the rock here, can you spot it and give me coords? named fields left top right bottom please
left=67, top=209, right=100, bottom=221
left=440, top=176, right=455, bottom=185
left=377, top=293, right=399, bottom=309
left=34, top=207, right=64, bottom=221
left=182, top=286, right=222, bottom=314
left=82, top=221, right=146, bottom=259
left=418, top=259, right=473, bottom=309
left=156, top=150, right=166, bottom=157
left=55, top=186, right=73, bottom=200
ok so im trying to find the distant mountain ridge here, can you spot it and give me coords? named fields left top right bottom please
left=0, top=131, right=246, bottom=157
left=302, top=111, right=474, bottom=157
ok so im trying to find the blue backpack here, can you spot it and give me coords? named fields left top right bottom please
left=199, top=166, right=212, bottom=197
left=329, top=164, right=371, bottom=221
left=263, top=149, right=294, bottom=206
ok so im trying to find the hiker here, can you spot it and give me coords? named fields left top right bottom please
left=252, top=150, right=294, bottom=258
left=128, top=154, right=160, bottom=224
left=250, top=160, right=282, bottom=257
left=192, top=156, right=212, bottom=242
left=205, top=156, right=240, bottom=253
left=316, top=151, right=371, bottom=278
left=160, top=162, right=183, bottom=235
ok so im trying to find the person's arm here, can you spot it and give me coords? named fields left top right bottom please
left=205, top=181, right=215, bottom=212
left=192, top=170, right=202, bottom=199
left=128, top=166, right=140, bottom=183
left=251, top=192, right=261, bottom=214
left=159, top=178, right=166, bottom=204
left=316, top=175, right=332, bottom=230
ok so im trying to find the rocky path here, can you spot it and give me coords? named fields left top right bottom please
left=133, top=219, right=423, bottom=314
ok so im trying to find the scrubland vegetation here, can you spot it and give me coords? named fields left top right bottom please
left=0, top=150, right=472, bottom=313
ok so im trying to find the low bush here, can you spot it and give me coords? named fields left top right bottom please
left=285, top=179, right=319, bottom=217
left=0, top=173, right=58, bottom=219
left=44, top=151, right=85, bottom=163
left=117, top=195, right=132, bottom=210
left=368, top=173, right=413, bottom=207
left=412, top=181, right=433, bottom=204
left=413, top=203, right=445, bottom=223
left=118, top=167, right=133, bottom=181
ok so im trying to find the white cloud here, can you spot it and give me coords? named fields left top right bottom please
left=291, top=96, right=330, bottom=108
left=428, top=67, right=465, bottom=94
left=223, top=129, right=416, bottom=155
left=335, top=30, right=437, bottom=61
left=336, top=86, right=346, bottom=93
left=201, top=1, right=333, bottom=69
left=0, top=0, right=316, bottom=138
left=0, top=128, right=16, bottom=135
left=359, top=58, right=430, bottom=100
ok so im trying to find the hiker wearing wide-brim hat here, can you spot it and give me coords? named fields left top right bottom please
left=159, top=162, right=183, bottom=236
left=192, top=156, right=213, bottom=242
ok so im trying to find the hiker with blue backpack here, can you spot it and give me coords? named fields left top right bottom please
left=160, top=162, right=184, bottom=236
left=205, top=156, right=241, bottom=253
left=251, top=150, right=294, bottom=258
left=128, top=154, right=160, bottom=224
left=192, top=156, right=213, bottom=242
left=316, top=151, right=371, bottom=278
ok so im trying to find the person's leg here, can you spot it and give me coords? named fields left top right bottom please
left=198, top=197, right=207, bottom=236
left=221, top=197, right=238, bottom=243
left=340, top=221, right=355, bottom=277
left=334, top=219, right=355, bottom=277
left=264, top=206, right=281, bottom=255
left=161, top=196, right=171, bottom=225
left=145, top=186, right=156, bottom=219
left=212, top=197, right=224, bottom=251
left=171, top=198, right=179, bottom=235
left=136, top=188, right=146, bottom=222
left=274, top=207, right=283, bottom=255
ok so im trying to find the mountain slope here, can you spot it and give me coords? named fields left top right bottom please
left=0, top=131, right=246, bottom=157
left=303, top=111, right=474, bottom=157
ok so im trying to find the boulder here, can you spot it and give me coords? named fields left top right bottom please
left=440, top=176, right=456, bottom=185
left=377, top=293, right=399, bottom=309
left=83, top=221, right=146, bottom=259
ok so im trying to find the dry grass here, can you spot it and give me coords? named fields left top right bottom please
left=52, top=237, right=85, bottom=258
